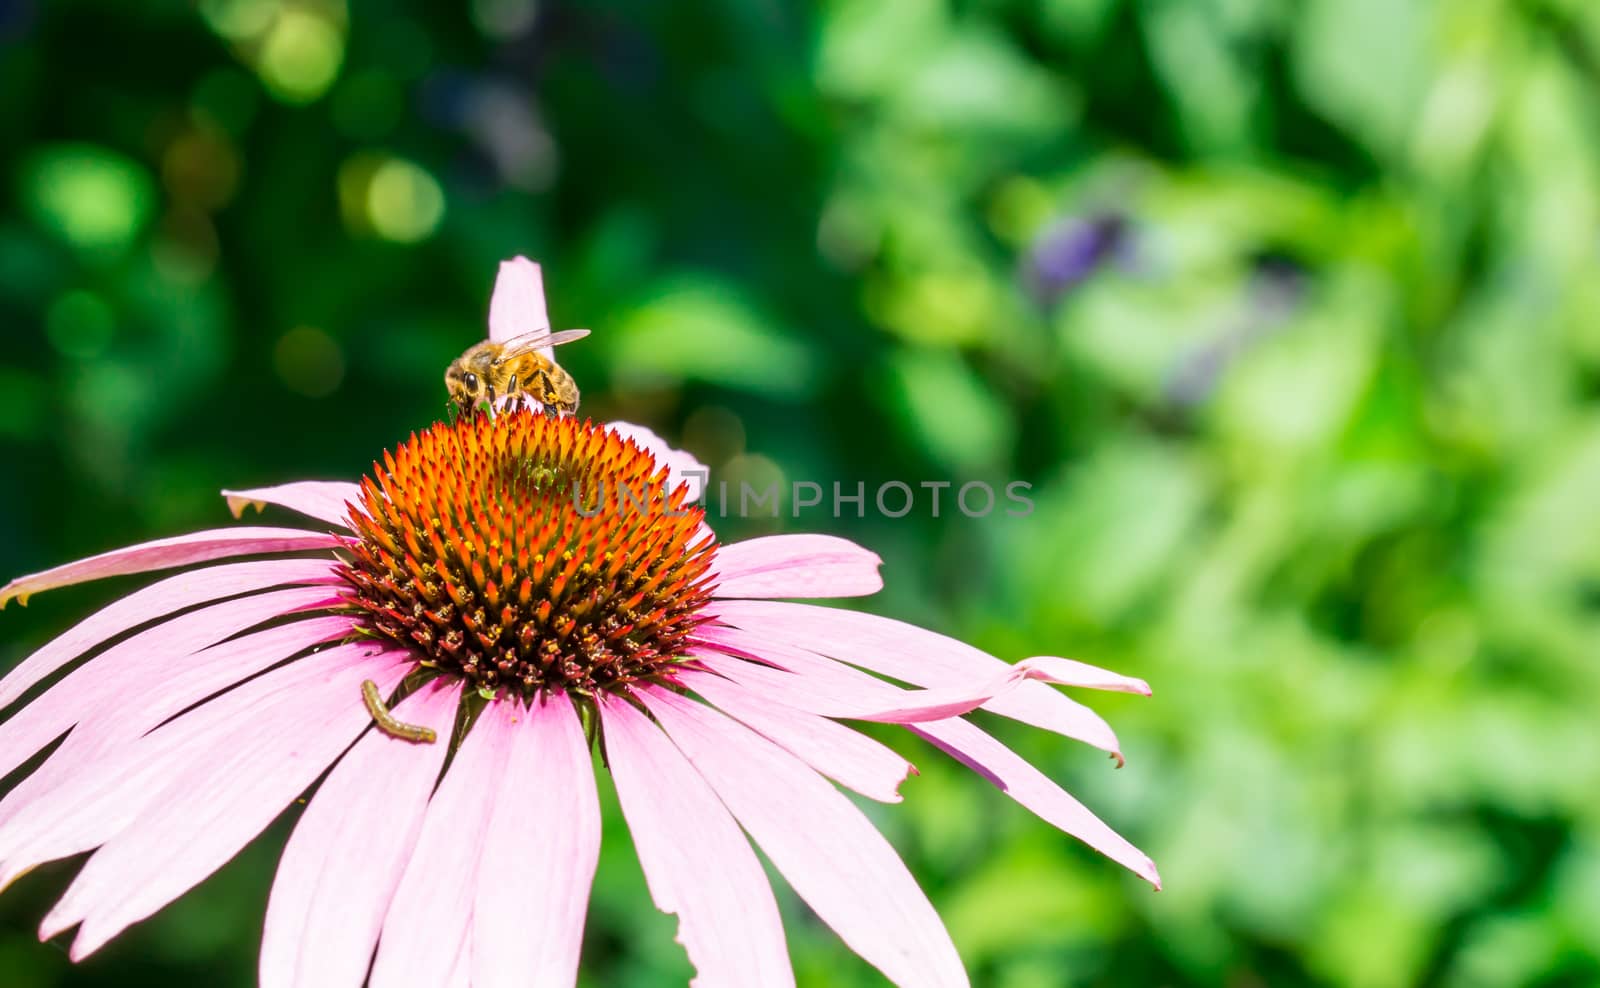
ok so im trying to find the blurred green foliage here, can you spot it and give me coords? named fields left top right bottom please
left=3, top=0, right=1600, bottom=985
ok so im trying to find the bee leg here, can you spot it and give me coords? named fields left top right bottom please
left=532, top=372, right=559, bottom=417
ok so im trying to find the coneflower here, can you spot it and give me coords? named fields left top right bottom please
left=0, top=258, right=1157, bottom=987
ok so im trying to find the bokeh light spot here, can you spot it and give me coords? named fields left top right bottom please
left=867, top=266, right=995, bottom=345
left=162, top=125, right=241, bottom=211
left=718, top=453, right=787, bottom=530
left=366, top=158, right=445, bottom=242
left=46, top=291, right=116, bottom=359
left=272, top=325, right=345, bottom=397
left=471, top=0, right=539, bottom=40
left=336, top=152, right=380, bottom=232
left=257, top=8, right=345, bottom=104
left=152, top=208, right=222, bottom=285
left=199, top=0, right=280, bottom=42
left=682, top=405, right=747, bottom=469
left=21, top=145, right=157, bottom=255
left=816, top=195, right=879, bottom=272
left=986, top=175, right=1055, bottom=245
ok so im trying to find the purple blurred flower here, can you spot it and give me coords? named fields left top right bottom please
left=1023, top=213, right=1132, bottom=306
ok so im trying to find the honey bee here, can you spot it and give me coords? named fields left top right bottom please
left=444, top=327, right=591, bottom=416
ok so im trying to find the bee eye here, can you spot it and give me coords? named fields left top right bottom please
left=463, top=372, right=479, bottom=391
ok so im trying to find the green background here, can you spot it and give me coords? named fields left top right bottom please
left=4, top=0, right=1600, bottom=985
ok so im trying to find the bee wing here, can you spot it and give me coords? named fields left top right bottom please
left=496, top=327, right=592, bottom=359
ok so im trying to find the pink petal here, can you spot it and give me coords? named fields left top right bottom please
left=260, top=680, right=461, bottom=988
left=711, top=535, right=883, bottom=599
left=444, top=938, right=472, bottom=988
left=691, top=647, right=1157, bottom=883
left=370, top=700, right=514, bottom=988
left=909, top=717, right=1162, bottom=889
left=691, top=627, right=1027, bottom=724
left=607, top=421, right=708, bottom=502
left=0, top=614, right=357, bottom=822
left=846, top=682, right=1027, bottom=721
left=691, top=644, right=882, bottom=715
left=0, top=557, right=341, bottom=710
left=487, top=255, right=553, bottom=353
left=638, top=687, right=968, bottom=988
left=87, top=615, right=358, bottom=745
left=677, top=669, right=914, bottom=802
left=39, top=648, right=412, bottom=958
left=472, top=693, right=600, bottom=988
left=1016, top=656, right=1152, bottom=695
left=223, top=481, right=364, bottom=530
left=0, top=641, right=406, bottom=899
left=0, top=585, right=346, bottom=785
left=599, top=695, right=794, bottom=988
left=709, top=603, right=1127, bottom=757
left=0, top=526, right=340, bottom=610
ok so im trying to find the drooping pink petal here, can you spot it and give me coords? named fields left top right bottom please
left=677, top=669, right=914, bottom=802
left=599, top=695, right=794, bottom=988
left=0, top=642, right=407, bottom=896
left=908, top=717, right=1162, bottom=889
left=691, top=644, right=880, bottom=712
left=688, top=649, right=1158, bottom=886
left=691, top=626, right=1036, bottom=719
left=38, top=648, right=412, bottom=959
left=0, top=527, right=341, bottom=610
left=806, top=673, right=1030, bottom=723
left=0, top=557, right=341, bottom=710
left=689, top=636, right=895, bottom=706
left=1015, top=656, right=1152, bottom=695
left=608, top=421, right=708, bottom=502
left=223, top=481, right=365, bottom=531
left=0, top=585, right=346, bottom=784
left=260, top=680, right=460, bottom=988
left=710, top=535, right=882, bottom=599
left=487, top=255, right=553, bottom=353
left=675, top=665, right=915, bottom=802
left=708, top=604, right=1127, bottom=757
left=638, top=687, right=968, bottom=988
left=472, top=693, right=599, bottom=988
left=695, top=655, right=1136, bottom=725
left=843, top=680, right=1030, bottom=722
left=687, top=647, right=1017, bottom=724
left=0, top=614, right=357, bottom=823
left=369, top=700, right=514, bottom=988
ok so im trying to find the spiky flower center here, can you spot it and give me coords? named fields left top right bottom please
left=340, top=410, right=716, bottom=699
